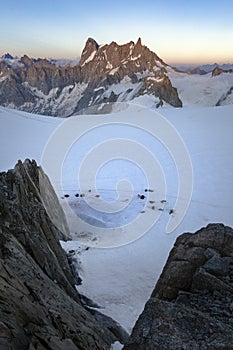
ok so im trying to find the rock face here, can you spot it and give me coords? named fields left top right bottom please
left=0, top=159, right=125, bottom=349
left=0, top=38, right=182, bottom=116
left=123, top=224, right=233, bottom=350
left=212, top=66, right=233, bottom=76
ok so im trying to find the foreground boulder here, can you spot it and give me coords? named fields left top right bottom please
left=0, top=159, right=122, bottom=349
left=124, top=224, right=233, bottom=349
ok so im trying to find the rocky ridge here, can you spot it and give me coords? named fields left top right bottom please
left=123, top=223, right=233, bottom=349
left=0, top=38, right=182, bottom=116
left=212, top=66, right=233, bottom=76
left=0, top=159, right=127, bottom=349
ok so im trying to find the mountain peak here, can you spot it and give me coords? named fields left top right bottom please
left=86, top=37, right=99, bottom=48
left=0, top=37, right=183, bottom=115
left=20, top=54, right=33, bottom=68
left=1, top=53, right=14, bottom=60
left=80, top=38, right=99, bottom=66
left=135, top=37, right=142, bottom=47
left=132, top=37, right=144, bottom=58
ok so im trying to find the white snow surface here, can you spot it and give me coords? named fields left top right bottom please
left=109, top=67, right=119, bottom=75
left=110, top=341, right=123, bottom=350
left=0, top=102, right=233, bottom=337
left=131, top=54, right=141, bottom=61
left=0, top=57, right=24, bottom=69
left=168, top=71, right=233, bottom=106
left=102, top=76, right=142, bottom=102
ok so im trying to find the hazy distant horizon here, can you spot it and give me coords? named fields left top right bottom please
left=1, top=42, right=232, bottom=67
left=1, top=0, right=233, bottom=64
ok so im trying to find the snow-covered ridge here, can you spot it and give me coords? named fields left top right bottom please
left=0, top=53, right=80, bottom=68
left=168, top=70, right=233, bottom=107
left=21, top=82, right=88, bottom=116
left=0, top=55, right=24, bottom=69
left=0, top=38, right=183, bottom=115
left=1, top=38, right=233, bottom=116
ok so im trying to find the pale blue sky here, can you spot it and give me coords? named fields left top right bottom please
left=1, top=0, right=233, bottom=63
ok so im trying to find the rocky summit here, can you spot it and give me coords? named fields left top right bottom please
left=0, top=159, right=128, bottom=350
left=123, top=223, right=233, bottom=350
left=0, top=38, right=182, bottom=116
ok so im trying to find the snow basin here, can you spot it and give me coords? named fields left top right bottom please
left=0, top=103, right=233, bottom=335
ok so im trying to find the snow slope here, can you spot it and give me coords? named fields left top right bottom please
left=0, top=107, right=62, bottom=170
left=60, top=104, right=233, bottom=332
left=0, top=103, right=233, bottom=338
left=168, top=70, right=233, bottom=106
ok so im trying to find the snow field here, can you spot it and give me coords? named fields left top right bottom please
left=1, top=103, right=233, bottom=334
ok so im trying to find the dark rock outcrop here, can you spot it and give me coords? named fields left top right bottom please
left=0, top=159, right=126, bottom=349
left=136, top=75, right=182, bottom=107
left=212, top=66, right=233, bottom=76
left=123, top=224, right=233, bottom=349
left=0, top=38, right=182, bottom=116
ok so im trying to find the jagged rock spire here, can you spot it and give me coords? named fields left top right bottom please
left=79, top=38, right=99, bottom=66
left=135, top=37, right=142, bottom=47
left=20, top=54, right=33, bottom=68
left=132, top=37, right=143, bottom=57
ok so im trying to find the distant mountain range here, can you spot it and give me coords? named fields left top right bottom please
left=0, top=38, right=182, bottom=116
left=0, top=52, right=80, bottom=67
left=173, top=63, right=233, bottom=74
left=0, top=39, right=233, bottom=116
